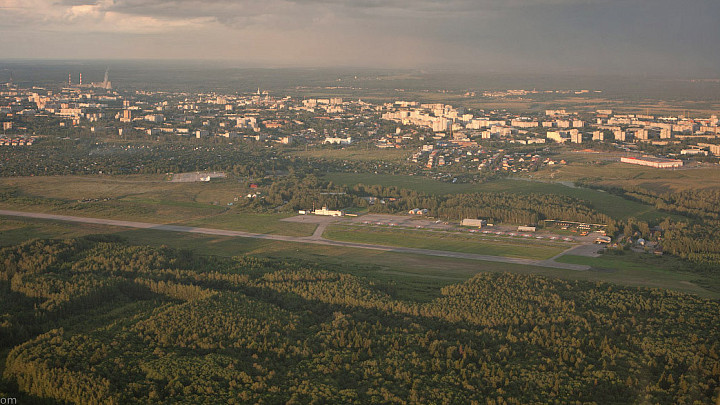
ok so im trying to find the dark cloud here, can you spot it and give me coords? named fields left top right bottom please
left=1, top=0, right=718, bottom=76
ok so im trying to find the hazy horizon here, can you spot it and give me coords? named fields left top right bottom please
left=1, top=0, right=719, bottom=77
left=2, top=58, right=720, bottom=79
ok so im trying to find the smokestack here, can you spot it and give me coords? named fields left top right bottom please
left=68, top=73, right=71, bottom=86
left=79, top=73, right=82, bottom=86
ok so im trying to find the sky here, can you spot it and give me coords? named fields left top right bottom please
left=1, top=0, right=719, bottom=76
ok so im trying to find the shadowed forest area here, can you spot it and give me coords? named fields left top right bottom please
left=0, top=237, right=718, bottom=404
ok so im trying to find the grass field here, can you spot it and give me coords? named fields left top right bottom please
left=0, top=173, right=717, bottom=298
left=0, top=174, right=243, bottom=206
left=1, top=216, right=717, bottom=299
left=556, top=254, right=720, bottom=298
left=0, top=175, right=316, bottom=236
left=323, top=225, right=566, bottom=260
left=179, top=212, right=316, bottom=236
left=290, top=146, right=411, bottom=162
left=325, top=172, right=479, bottom=194
left=530, top=158, right=720, bottom=193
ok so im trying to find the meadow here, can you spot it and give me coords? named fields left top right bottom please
left=322, top=224, right=567, bottom=260
left=0, top=175, right=317, bottom=236
left=290, top=146, right=411, bottom=162
left=530, top=157, right=720, bottom=193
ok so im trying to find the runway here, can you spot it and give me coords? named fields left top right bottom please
left=0, top=209, right=590, bottom=271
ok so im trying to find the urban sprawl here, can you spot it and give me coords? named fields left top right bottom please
left=2, top=75, right=720, bottom=174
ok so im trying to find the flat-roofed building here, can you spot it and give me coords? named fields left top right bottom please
left=681, top=149, right=707, bottom=156
left=698, top=143, right=720, bottom=155
left=546, top=131, right=565, bottom=143
left=314, top=206, right=345, bottom=217
left=635, top=128, right=649, bottom=141
left=462, top=219, right=487, bottom=227
left=620, top=156, right=683, bottom=168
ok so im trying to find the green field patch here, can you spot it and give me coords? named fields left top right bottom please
left=179, top=211, right=317, bottom=237
left=120, top=196, right=224, bottom=210
left=531, top=159, right=720, bottom=192
left=0, top=175, right=246, bottom=209
left=0, top=197, right=227, bottom=224
left=556, top=254, right=719, bottom=298
left=291, top=146, right=410, bottom=162
left=325, top=172, right=477, bottom=194
left=323, top=225, right=565, bottom=260
left=1, top=175, right=169, bottom=200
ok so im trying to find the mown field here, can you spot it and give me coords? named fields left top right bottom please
left=530, top=158, right=720, bottom=193
left=478, top=179, right=683, bottom=222
left=290, top=146, right=411, bottom=162
left=323, top=224, right=574, bottom=260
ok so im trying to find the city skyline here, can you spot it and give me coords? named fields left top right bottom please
left=1, top=0, right=719, bottom=77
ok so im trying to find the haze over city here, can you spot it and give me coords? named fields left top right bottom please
left=1, top=0, right=719, bottom=76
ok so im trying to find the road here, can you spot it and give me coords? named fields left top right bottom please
left=0, top=209, right=590, bottom=271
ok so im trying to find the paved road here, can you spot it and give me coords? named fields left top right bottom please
left=310, top=221, right=330, bottom=240
left=0, top=209, right=590, bottom=271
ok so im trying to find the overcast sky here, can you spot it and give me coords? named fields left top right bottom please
left=1, top=0, right=718, bottom=76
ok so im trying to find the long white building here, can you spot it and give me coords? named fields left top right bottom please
left=620, top=156, right=683, bottom=168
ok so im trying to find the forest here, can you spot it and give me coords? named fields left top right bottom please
left=0, top=137, right=408, bottom=178
left=0, top=237, right=718, bottom=404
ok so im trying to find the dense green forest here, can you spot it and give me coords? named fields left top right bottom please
left=0, top=138, right=288, bottom=177
left=0, top=138, right=407, bottom=178
left=0, top=237, right=718, bottom=404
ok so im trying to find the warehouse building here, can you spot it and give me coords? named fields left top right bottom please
left=620, top=156, right=683, bottom=169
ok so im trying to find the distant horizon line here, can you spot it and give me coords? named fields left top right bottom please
left=1, top=58, right=719, bottom=80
